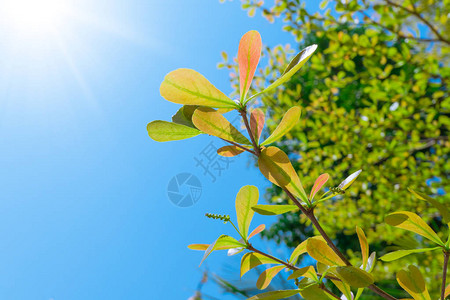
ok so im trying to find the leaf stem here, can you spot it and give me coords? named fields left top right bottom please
left=442, top=251, right=449, bottom=300
left=220, top=138, right=257, bottom=155
left=239, top=109, right=261, bottom=155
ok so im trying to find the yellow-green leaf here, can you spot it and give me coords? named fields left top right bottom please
left=261, top=106, right=302, bottom=146
left=192, top=107, right=250, bottom=144
left=332, top=279, right=353, bottom=300
left=261, top=45, right=317, bottom=94
left=306, top=238, right=346, bottom=266
left=147, top=121, right=202, bottom=142
left=380, top=247, right=441, bottom=262
left=217, top=145, right=245, bottom=157
left=258, top=146, right=307, bottom=203
left=289, top=236, right=326, bottom=264
left=172, top=105, right=198, bottom=128
left=252, top=204, right=298, bottom=215
left=396, top=265, right=431, bottom=300
left=236, top=185, right=259, bottom=239
left=356, top=226, right=369, bottom=269
left=408, top=188, right=450, bottom=224
left=200, top=235, right=245, bottom=266
left=287, top=266, right=317, bottom=280
left=160, top=68, right=237, bottom=108
left=250, top=108, right=265, bottom=143
left=445, top=284, right=450, bottom=299
left=338, top=169, right=362, bottom=190
left=335, top=266, right=374, bottom=288
left=300, top=284, right=330, bottom=300
left=238, top=30, right=262, bottom=101
left=256, top=265, right=285, bottom=290
left=247, top=290, right=300, bottom=300
left=385, top=211, right=443, bottom=246
left=241, top=252, right=281, bottom=277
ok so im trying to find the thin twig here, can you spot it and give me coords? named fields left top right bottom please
left=320, top=284, right=341, bottom=300
left=239, top=109, right=261, bottom=155
left=442, top=251, right=449, bottom=300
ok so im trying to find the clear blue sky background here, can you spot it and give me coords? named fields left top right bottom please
left=0, top=1, right=319, bottom=299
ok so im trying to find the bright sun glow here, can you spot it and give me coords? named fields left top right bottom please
left=4, top=0, right=71, bottom=35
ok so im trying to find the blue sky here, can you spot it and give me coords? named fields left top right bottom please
left=0, top=1, right=317, bottom=299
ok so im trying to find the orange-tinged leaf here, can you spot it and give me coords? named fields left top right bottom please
left=250, top=108, right=265, bottom=143
left=445, top=284, right=450, bottom=298
left=310, top=173, right=329, bottom=201
left=385, top=211, right=443, bottom=245
left=258, top=146, right=307, bottom=203
left=241, top=252, right=281, bottom=277
left=289, top=236, right=325, bottom=264
left=287, top=266, right=317, bottom=280
left=192, top=107, right=250, bottom=145
left=188, top=244, right=209, bottom=250
left=217, top=145, right=245, bottom=157
left=256, top=265, right=285, bottom=289
left=396, top=265, right=431, bottom=300
left=236, top=185, right=259, bottom=239
left=306, top=238, right=346, bottom=266
left=356, top=227, right=369, bottom=269
left=160, top=68, right=237, bottom=108
left=248, top=224, right=265, bottom=239
left=238, top=30, right=262, bottom=101
left=261, top=106, right=302, bottom=146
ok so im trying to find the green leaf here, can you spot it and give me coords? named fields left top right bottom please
left=338, top=169, right=362, bottom=190
left=261, top=106, right=302, bottom=146
left=335, top=266, right=374, bottom=288
left=306, top=238, right=346, bottom=266
left=289, top=236, right=326, bottom=264
left=236, top=185, right=259, bottom=239
left=408, top=188, right=450, bottom=224
left=356, top=227, right=369, bottom=269
left=200, top=235, right=245, bottom=266
left=396, top=265, right=431, bottom=300
left=192, top=107, right=250, bottom=144
left=251, top=204, right=298, bottom=215
left=287, top=266, right=317, bottom=280
left=187, top=244, right=209, bottom=250
left=147, top=121, right=201, bottom=142
left=217, top=145, right=245, bottom=157
left=310, top=173, right=329, bottom=201
left=380, top=247, right=441, bottom=262
left=385, top=211, right=444, bottom=246
left=258, top=45, right=317, bottom=96
left=160, top=68, right=237, bottom=108
left=300, top=284, right=330, bottom=300
left=258, top=146, right=308, bottom=203
left=240, top=252, right=281, bottom=277
left=256, top=265, right=285, bottom=289
left=171, top=105, right=198, bottom=128
left=250, top=108, right=265, bottom=143
left=247, top=290, right=300, bottom=300
left=238, top=30, right=262, bottom=101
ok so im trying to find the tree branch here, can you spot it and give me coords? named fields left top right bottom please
left=442, top=251, right=449, bottom=300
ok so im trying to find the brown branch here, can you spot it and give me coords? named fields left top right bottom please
left=384, top=0, right=450, bottom=44
left=239, top=109, right=261, bottom=155
left=320, top=284, right=341, bottom=299
left=220, top=138, right=257, bottom=155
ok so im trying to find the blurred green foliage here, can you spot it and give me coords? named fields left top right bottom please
left=219, top=0, right=449, bottom=297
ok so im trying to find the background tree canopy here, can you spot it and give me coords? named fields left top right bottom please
left=219, top=0, right=449, bottom=297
